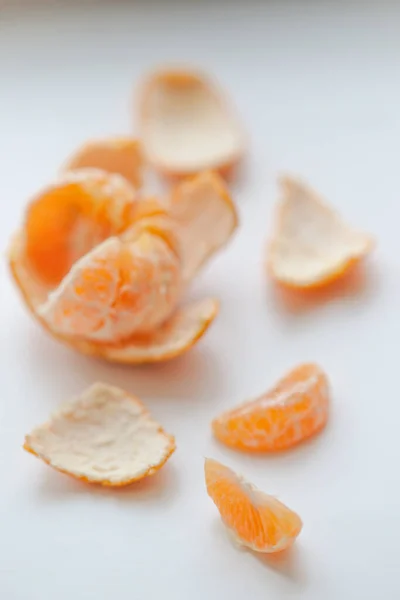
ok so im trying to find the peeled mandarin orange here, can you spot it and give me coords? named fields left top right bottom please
left=212, top=363, right=329, bottom=452
left=63, top=137, right=143, bottom=189
left=9, top=167, right=234, bottom=362
left=139, top=69, right=244, bottom=179
left=24, top=383, right=176, bottom=486
left=39, top=232, right=182, bottom=342
left=205, top=458, right=302, bottom=553
left=268, top=176, right=374, bottom=289
left=20, top=169, right=181, bottom=343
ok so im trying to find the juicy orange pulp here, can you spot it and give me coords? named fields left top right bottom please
left=205, top=458, right=302, bottom=553
left=212, top=363, right=329, bottom=451
left=25, top=179, right=134, bottom=286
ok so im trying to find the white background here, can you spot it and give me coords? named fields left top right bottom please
left=1, top=1, right=399, bottom=598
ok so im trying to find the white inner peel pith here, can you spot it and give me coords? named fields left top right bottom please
left=270, top=177, right=373, bottom=286
left=25, top=383, right=175, bottom=484
left=170, top=172, right=238, bottom=281
left=142, top=74, right=243, bottom=173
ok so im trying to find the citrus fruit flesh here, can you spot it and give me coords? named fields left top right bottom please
left=205, top=458, right=303, bottom=553
left=212, top=363, right=329, bottom=451
left=24, top=169, right=137, bottom=287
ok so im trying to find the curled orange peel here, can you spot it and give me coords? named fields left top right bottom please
left=63, top=136, right=143, bottom=190
left=139, top=68, right=245, bottom=179
left=268, top=176, right=375, bottom=289
left=24, top=383, right=176, bottom=486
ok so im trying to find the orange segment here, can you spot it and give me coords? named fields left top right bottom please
left=212, top=364, right=329, bottom=452
left=170, top=171, right=238, bottom=282
left=39, top=232, right=182, bottom=342
left=24, top=169, right=136, bottom=286
left=268, top=177, right=374, bottom=289
left=205, top=458, right=302, bottom=553
left=24, top=383, right=176, bottom=486
left=63, top=137, right=143, bottom=189
left=139, top=69, right=244, bottom=178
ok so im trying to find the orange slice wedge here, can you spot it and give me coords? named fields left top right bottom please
left=9, top=169, right=219, bottom=363
left=268, top=177, right=374, bottom=289
left=139, top=69, right=244, bottom=179
left=205, top=458, right=302, bottom=553
left=170, top=171, right=238, bottom=282
left=24, top=383, right=176, bottom=486
left=63, top=137, right=143, bottom=189
left=212, top=363, right=329, bottom=451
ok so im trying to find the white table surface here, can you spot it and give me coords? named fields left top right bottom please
left=1, top=1, right=399, bottom=598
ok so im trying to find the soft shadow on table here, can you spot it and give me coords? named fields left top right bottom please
left=252, top=544, right=308, bottom=587
left=213, top=414, right=333, bottom=468
left=211, top=519, right=308, bottom=587
left=33, top=461, right=180, bottom=507
left=23, top=324, right=225, bottom=404
left=269, top=261, right=379, bottom=316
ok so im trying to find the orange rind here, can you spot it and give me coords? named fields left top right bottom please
left=9, top=167, right=233, bottom=362
left=63, top=137, right=143, bottom=189
left=205, top=458, right=303, bottom=553
left=23, top=168, right=137, bottom=287
left=268, top=177, right=374, bottom=289
left=169, top=170, right=239, bottom=282
left=24, top=383, right=176, bottom=486
left=212, top=363, right=329, bottom=452
left=139, top=69, right=244, bottom=179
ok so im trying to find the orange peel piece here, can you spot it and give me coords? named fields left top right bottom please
left=205, top=458, right=303, bottom=553
left=268, top=177, right=374, bottom=289
left=139, top=69, right=244, bottom=179
left=24, top=383, right=176, bottom=486
left=63, top=137, right=143, bottom=189
left=169, top=171, right=238, bottom=282
left=212, top=363, right=329, bottom=452
left=23, top=168, right=137, bottom=287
